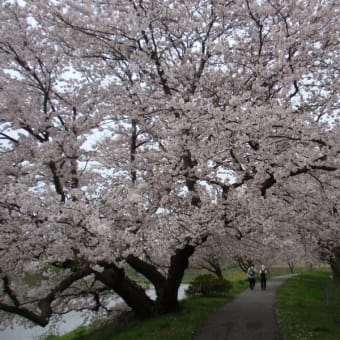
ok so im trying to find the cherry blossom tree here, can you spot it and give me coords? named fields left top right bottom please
left=0, top=0, right=339, bottom=327
left=189, top=233, right=243, bottom=279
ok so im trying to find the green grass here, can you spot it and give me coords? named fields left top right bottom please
left=277, top=269, right=340, bottom=340
left=45, top=271, right=248, bottom=340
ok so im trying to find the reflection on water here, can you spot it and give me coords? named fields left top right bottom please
left=0, top=284, right=189, bottom=340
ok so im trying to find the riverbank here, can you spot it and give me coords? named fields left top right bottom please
left=0, top=285, right=189, bottom=340
left=46, top=271, right=248, bottom=339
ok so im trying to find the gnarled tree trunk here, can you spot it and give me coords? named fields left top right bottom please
left=94, top=264, right=156, bottom=318
left=126, top=243, right=197, bottom=314
left=156, top=244, right=196, bottom=313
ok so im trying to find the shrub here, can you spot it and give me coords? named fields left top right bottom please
left=186, top=274, right=232, bottom=297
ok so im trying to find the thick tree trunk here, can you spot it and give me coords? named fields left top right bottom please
left=329, top=248, right=340, bottom=282
left=156, top=244, right=196, bottom=313
left=126, top=255, right=166, bottom=298
left=94, top=264, right=156, bottom=318
left=126, top=245, right=196, bottom=314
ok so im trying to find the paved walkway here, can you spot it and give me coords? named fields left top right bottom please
left=192, top=274, right=295, bottom=340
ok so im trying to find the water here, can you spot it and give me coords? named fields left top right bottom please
left=0, top=284, right=189, bottom=340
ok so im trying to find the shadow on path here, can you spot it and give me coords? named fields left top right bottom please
left=192, top=274, right=296, bottom=340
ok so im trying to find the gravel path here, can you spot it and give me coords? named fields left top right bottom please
left=192, top=274, right=295, bottom=340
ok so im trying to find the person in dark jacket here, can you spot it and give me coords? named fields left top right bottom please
left=259, top=264, right=268, bottom=290
left=247, top=265, right=256, bottom=289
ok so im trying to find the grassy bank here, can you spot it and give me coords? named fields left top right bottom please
left=277, top=270, right=340, bottom=340
left=46, top=271, right=248, bottom=340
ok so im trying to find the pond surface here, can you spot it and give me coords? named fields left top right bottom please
left=0, top=284, right=189, bottom=340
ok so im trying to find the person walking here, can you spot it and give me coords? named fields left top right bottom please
left=259, top=264, right=268, bottom=290
left=247, top=265, right=256, bottom=290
